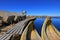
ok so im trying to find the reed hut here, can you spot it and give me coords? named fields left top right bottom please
left=7, top=15, right=15, bottom=24
left=0, top=16, right=3, bottom=26
left=11, top=12, right=22, bottom=23
left=0, top=10, right=26, bottom=23
left=11, top=12, right=26, bottom=23
left=0, top=11, right=15, bottom=23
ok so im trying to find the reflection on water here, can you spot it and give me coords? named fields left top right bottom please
left=34, top=18, right=60, bottom=34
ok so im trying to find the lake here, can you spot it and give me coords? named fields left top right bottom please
left=34, top=18, right=60, bottom=35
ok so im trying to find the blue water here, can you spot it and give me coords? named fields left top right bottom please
left=34, top=18, right=45, bottom=35
left=51, top=18, right=60, bottom=31
left=34, top=18, right=60, bottom=34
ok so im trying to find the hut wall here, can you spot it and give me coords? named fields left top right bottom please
left=7, top=16, right=15, bottom=24
left=0, top=16, right=3, bottom=26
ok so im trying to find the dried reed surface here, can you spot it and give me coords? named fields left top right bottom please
left=41, top=17, right=60, bottom=40
left=0, top=24, right=15, bottom=37
left=1, top=24, right=14, bottom=32
left=20, top=21, right=41, bottom=40
left=10, top=34, right=20, bottom=40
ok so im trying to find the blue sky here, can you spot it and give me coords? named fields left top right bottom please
left=0, top=0, right=60, bottom=16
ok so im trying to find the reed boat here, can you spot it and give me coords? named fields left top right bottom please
left=20, top=21, right=41, bottom=40
left=41, top=17, right=60, bottom=40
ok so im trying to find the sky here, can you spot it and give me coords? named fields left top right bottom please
left=0, top=0, right=60, bottom=16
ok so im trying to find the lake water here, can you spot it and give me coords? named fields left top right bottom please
left=34, top=18, right=60, bottom=35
